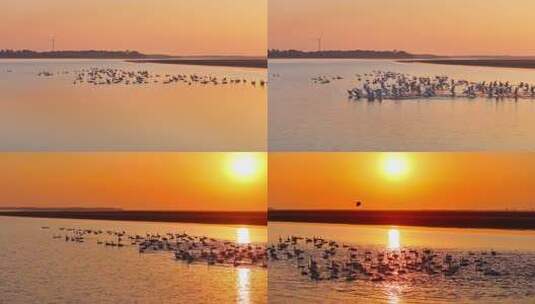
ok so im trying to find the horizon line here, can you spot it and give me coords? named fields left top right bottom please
left=268, top=208, right=535, bottom=212
left=0, top=48, right=267, bottom=58
left=268, top=48, right=535, bottom=58
left=0, top=207, right=267, bottom=212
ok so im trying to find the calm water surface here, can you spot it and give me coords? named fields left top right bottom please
left=0, top=59, right=266, bottom=151
left=268, top=222, right=535, bottom=304
left=0, top=216, right=267, bottom=304
left=269, top=59, right=535, bottom=151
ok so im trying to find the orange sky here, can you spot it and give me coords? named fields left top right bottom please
left=1, top=0, right=266, bottom=56
left=269, top=0, right=535, bottom=56
left=0, top=153, right=266, bottom=211
left=269, top=153, right=535, bottom=210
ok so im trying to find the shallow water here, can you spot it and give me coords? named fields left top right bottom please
left=0, top=216, right=267, bottom=304
left=0, top=59, right=266, bottom=151
left=268, top=222, right=535, bottom=303
left=269, top=59, right=535, bottom=151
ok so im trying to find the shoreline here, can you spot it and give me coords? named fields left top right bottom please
left=128, top=59, right=267, bottom=69
left=404, top=59, right=535, bottom=69
left=268, top=210, right=535, bottom=230
left=0, top=210, right=267, bottom=226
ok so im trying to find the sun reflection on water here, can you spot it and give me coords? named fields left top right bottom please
left=386, top=283, right=402, bottom=304
left=388, top=228, right=400, bottom=250
left=237, top=268, right=250, bottom=304
left=236, top=227, right=251, bottom=244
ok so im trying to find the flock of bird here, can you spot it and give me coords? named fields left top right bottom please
left=312, top=75, right=343, bottom=84
left=37, top=68, right=266, bottom=87
left=268, top=235, right=504, bottom=283
left=47, top=226, right=267, bottom=268
left=312, top=71, right=535, bottom=101
left=42, top=226, right=533, bottom=288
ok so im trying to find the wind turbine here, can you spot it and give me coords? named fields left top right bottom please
left=310, top=34, right=323, bottom=52
left=317, top=34, right=323, bottom=52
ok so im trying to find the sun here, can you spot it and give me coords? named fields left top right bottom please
left=226, top=153, right=263, bottom=182
left=232, top=155, right=256, bottom=177
left=381, top=153, right=410, bottom=179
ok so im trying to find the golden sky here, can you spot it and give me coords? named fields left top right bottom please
left=269, top=153, right=535, bottom=210
left=1, top=0, right=266, bottom=56
left=0, top=153, right=266, bottom=211
left=269, top=0, right=535, bottom=56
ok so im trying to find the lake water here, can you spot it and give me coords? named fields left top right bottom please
left=0, top=59, right=266, bottom=151
left=269, top=59, right=535, bottom=151
left=268, top=222, right=535, bottom=303
left=0, top=216, right=267, bottom=304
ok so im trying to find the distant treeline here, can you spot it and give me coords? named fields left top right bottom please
left=0, top=210, right=267, bottom=225
left=0, top=49, right=170, bottom=59
left=0, top=207, right=123, bottom=211
left=268, top=49, right=437, bottom=59
left=268, top=210, right=535, bottom=230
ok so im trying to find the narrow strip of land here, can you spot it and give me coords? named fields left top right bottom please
left=268, top=210, right=535, bottom=230
left=405, top=59, right=535, bottom=69
left=128, top=59, right=267, bottom=69
left=0, top=210, right=267, bottom=226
